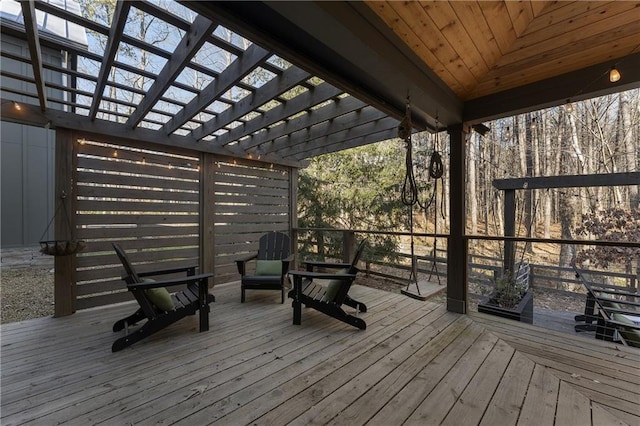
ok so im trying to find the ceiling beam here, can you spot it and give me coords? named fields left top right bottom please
left=164, top=43, right=272, bottom=135
left=20, top=0, right=47, bottom=112
left=464, top=53, right=640, bottom=124
left=89, top=1, right=130, bottom=120
left=126, top=15, right=217, bottom=128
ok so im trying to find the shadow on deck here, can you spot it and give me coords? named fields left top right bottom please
left=1, top=283, right=638, bottom=425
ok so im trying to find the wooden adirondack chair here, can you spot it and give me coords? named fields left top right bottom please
left=235, top=231, right=293, bottom=303
left=288, top=239, right=368, bottom=330
left=111, top=243, right=215, bottom=352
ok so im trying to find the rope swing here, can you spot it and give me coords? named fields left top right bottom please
left=399, top=96, right=444, bottom=300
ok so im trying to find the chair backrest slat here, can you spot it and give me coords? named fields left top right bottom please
left=113, top=243, right=156, bottom=318
left=113, top=243, right=142, bottom=283
left=257, top=232, right=290, bottom=261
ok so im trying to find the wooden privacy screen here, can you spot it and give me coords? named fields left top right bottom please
left=212, top=159, right=292, bottom=285
left=74, top=139, right=201, bottom=309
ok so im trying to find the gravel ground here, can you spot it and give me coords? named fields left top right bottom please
left=1, top=265, right=54, bottom=324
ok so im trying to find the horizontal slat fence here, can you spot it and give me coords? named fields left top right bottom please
left=213, top=159, right=291, bottom=285
left=74, top=139, right=201, bottom=309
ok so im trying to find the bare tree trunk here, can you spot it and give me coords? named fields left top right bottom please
left=468, top=133, right=478, bottom=234
left=620, top=91, right=639, bottom=209
left=523, top=114, right=534, bottom=252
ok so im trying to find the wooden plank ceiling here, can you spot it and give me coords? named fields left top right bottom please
left=1, top=1, right=639, bottom=166
left=366, top=0, right=640, bottom=100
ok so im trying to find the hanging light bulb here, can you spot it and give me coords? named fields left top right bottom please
left=609, top=66, right=621, bottom=83
left=505, top=126, right=511, bottom=139
left=113, top=149, right=118, bottom=158
left=565, top=100, right=573, bottom=113
left=530, top=117, right=537, bottom=130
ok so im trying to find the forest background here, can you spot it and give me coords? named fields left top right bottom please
left=298, top=89, right=640, bottom=277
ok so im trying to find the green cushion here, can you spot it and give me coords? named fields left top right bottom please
left=255, top=259, right=282, bottom=276
left=325, top=268, right=350, bottom=302
left=612, top=313, right=640, bottom=348
left=142, top=279, right=175, bottom=311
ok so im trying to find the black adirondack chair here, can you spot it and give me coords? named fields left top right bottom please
left=288, top=239, right=368, bottom=330
left=235, top=231, right=293, bottom=303
left=573, top=265, right=640, bottom=347
left=111, top=243, right=215, bottom=352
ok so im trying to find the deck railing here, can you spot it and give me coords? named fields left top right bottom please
left=292, top=228, right=639, bottom=299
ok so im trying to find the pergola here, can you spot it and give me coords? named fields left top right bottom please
left=1, top=1, right=639, bottom=316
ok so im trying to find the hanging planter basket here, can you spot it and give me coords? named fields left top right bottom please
left=39, top=239, right=85, bottom=256
left=39, top=192, right=85, bottom=256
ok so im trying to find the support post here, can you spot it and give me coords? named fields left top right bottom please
left=446, top=124, right=467, bottom=314
left=200, top=153, right=215, bottom=279
left=54, top=128, right=76, bottom=317
left=289, top=167, right=299, bottom=269
left=342, top=230, right=355, bottom=263
left=503, top=189, right=516, bottom=273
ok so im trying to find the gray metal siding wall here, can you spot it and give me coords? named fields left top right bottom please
left=1, top=122, right=55, bottom=247
left=0, top=35, right=60, bottom=248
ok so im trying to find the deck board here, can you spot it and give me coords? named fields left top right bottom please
left=1, top=283, right=639, bottom=425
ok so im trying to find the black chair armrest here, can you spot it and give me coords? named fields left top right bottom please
left=235, top=254, right=258, bottom=275
left=138, top=265, right=198, bottom=278
left=128, top=273, right=214, bottom=291
left=288, top=270, right=356, bottom=281
left=303, top=260, right=351, bottom=272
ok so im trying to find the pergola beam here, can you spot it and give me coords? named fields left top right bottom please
left=209, top=82, right=343, bottom=149
left=0, top=99, right=304, bottom=168
left=192, top=63, right=311, bottom=142
left=20, top=0, right=47, bottom=112
left=271, top=106, right=389, bottom=154
left=126, top=15, right=217, bottom=128
left=237, top=95, right=368, bottom=152
left=287, top=125, right=399, bottom=160
left=89, top=1, right=130, bottom=120
left=165, top=43, right=272, bottom=135
left=493, top=172, right=640, bottom=190
left=284, top=116, right=400, bottom=160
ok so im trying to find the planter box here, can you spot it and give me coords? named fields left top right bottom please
left=478, top=290, right=533, bottom=324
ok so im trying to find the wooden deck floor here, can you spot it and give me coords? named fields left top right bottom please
left=2, top=283, right=638, bottom=425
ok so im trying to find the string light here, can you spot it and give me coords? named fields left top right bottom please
left=609, top=66, right=621, bottom=83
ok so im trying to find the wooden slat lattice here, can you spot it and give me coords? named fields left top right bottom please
left=212, top=159, right=291, bottom=284
left=74, top=138, right=200, bottom=309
